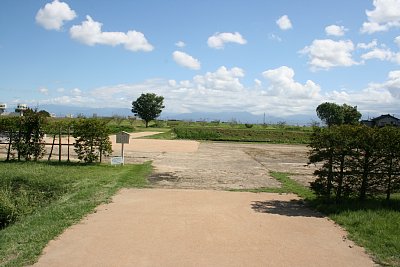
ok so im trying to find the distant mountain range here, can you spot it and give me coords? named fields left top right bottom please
left=33, top=104, right=318, bottom=125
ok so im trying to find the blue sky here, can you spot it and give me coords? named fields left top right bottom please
left=1, top=0, right=400, bottom=118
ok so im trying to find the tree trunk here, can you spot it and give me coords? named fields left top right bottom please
left=359, top=153, right=370, bottom=201
left=336, top=154, right=345, bottom=203
left=327, top=153, right=333, bottom=198
left=386, top=159, right=393, bottom=201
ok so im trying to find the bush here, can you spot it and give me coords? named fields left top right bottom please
left=10, top=109, right=47, bottom=161
left=245, top=123, right=253, bottom=128
left=73, top=119, right=113, bottom=163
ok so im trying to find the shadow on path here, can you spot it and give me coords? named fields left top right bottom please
left=251, top=199, right=324, bottom=218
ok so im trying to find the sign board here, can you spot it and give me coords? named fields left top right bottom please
left=111, top=156, right=124, bottom=165
left=116, top=131, right=130, bottom=144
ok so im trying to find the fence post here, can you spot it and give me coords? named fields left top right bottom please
left=6, top=130, right=12, bottom=161
left=48, top=134, right=56, bottom=161
left=58, top=127, right=62, bottom=162
left=67, top=127, right=70, bottom=162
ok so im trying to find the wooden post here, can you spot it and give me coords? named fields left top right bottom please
left=6, top=130, right=12, bottom=161
left=48, top=134, right=56, bottom=161
left=58, top=127, right=62, bottom=162
left=67, top=127, right=70, bottom=162
left=121, top=142, right=125, bottom=165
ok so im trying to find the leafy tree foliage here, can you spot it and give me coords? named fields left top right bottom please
left=72, top=118, right=112, bottom=163
left=316, top=102, right=361, bottom=127
left=38, top=110, right=51, bottom=117
left=8, top=109, right=48, bottom=161
left=131, top=93, right=164, bottom=127
left=341, top=104, right=362, bottom=125
left=309, top=125, right=400, bottom=202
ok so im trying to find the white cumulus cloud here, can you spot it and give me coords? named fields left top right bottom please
left=69, top=16, right=154, bottom=52
left=359, top=39, right=400, bottom=64
left=36, top=0, right=77, bottom=30
left=325, top=25, right=348, bottom=36
left=361, top=47, right=394, bottom=61
left=262, top=66, right=320, bottom=98
left=300, top=39, right=357, bottom=70
left=207, top=32, right=247, bottom=49
left=175, top=41, right=186, bottom=48
left=357, top=39, right=378, bottom=49
left=39, top=67, right=400, bottom=118
left=276, top=15, right=292, bottom=30
left=172, top=51, right=201, bottom=70
left=361, top=0, right=400, bottom=33
left=193, top=66, right=245, bottom=91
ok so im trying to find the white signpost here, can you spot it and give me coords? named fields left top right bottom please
left=113, top=131, right=130, bottom=165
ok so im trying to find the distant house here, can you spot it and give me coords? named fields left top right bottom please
left=361, top=114, right=400, bottom=127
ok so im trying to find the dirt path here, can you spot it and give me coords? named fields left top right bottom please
left=7, top=133, right=374, bottom=266
left=33, top=189, right=374, bottom=267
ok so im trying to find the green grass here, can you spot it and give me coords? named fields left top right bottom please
left=0, top=161, right=151, bottom=267
left=317, top=196, right=400, bottom=266
left=246, top=172, right=400, bottom=266
left=140, top=129, right=176, bottom=140
left=232, top=172, right=315, bottom=199
left=173, top=127, right=310, bottom=143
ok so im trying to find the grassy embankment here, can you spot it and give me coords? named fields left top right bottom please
left=0, top=161, right=151, bottom=267
left=251, top=172, right=400, bottom=266
left=104, top=118, right=312, bottom=143
left=46, top=117, right=311, bottom=143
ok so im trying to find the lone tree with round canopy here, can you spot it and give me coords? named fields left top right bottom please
left=316, top=102, right=361, bottom=127
left=131, top=93, right=165, bottom=127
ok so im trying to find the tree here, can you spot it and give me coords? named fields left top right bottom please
left=38, top=110, right=51, bottom=117
left=131, top=93, right=164, bottom=128
left=316, top=102, right=344, bottom=127
left=342, top=104, right=361, bottom=125
left=316, top=102, right=361, bottom=127
left=377, top=127, right=400, bottom=200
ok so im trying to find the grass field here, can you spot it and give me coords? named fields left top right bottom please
left=250, top=172, right=400, bottom=267
left=0, top=161, right=151, bottom=267
left=173, top=126, right=311, bottom=143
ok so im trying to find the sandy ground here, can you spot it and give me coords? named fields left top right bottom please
left=33, top=189, right=374, bottom=267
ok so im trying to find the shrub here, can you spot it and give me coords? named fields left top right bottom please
left=11, top=109, right=47, bottom=161
left=73, top=119, right=113, bottom=163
